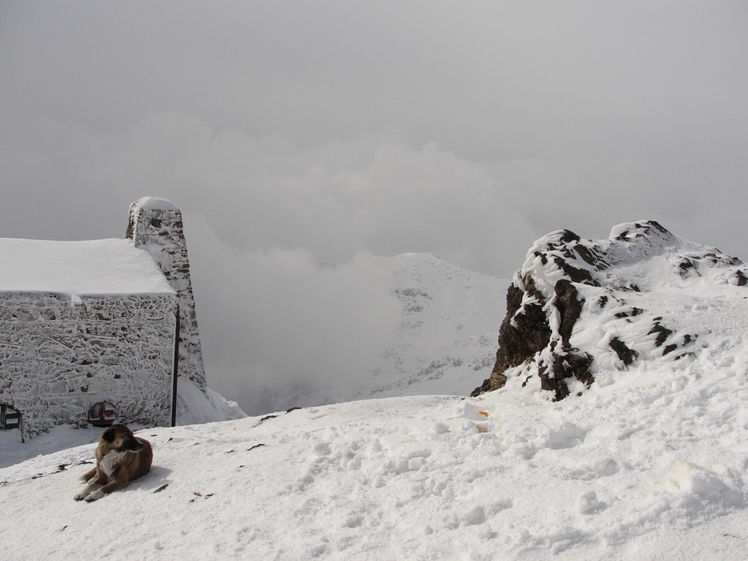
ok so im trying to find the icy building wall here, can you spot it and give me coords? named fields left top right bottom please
left=126, top=197, right=207, bottom=391
left=0, top=292, right=177, bottom=440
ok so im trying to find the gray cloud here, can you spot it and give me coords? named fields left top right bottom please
left=187, top=231, right=403, bottom=414
left=1, top=1, right=747, bottom=412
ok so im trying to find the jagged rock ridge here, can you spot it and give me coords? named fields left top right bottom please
left=472, top=221, right=748, bottom=400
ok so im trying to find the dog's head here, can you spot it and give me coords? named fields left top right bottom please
left=101, top=425, right=144, bottom=453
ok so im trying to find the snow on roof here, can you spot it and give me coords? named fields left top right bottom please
left=0, top=237, right=175, bottom=297
left=131, top=196, right=179, bottom=212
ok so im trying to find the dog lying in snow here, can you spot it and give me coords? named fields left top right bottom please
left=74, top=424, right=153, bottom=502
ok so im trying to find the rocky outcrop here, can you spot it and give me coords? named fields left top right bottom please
left=472, top=221, right=748, bottom=400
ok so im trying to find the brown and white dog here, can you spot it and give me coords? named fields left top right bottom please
left=74, top=424, right=153, bottom=502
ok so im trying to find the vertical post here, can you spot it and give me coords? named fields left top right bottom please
left=171, top=303, right=180, bottom=427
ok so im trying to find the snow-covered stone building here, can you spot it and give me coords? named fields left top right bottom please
left=0, top=197, right=207, bottom=441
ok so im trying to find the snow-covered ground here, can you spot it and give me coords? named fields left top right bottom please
left=1, top=360, right=746, bottom=560
left=1, top=230, right=748, bottom=560
left=0, top=378, right=244, bottom=470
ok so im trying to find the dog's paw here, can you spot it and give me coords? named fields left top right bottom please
left=74, top=492, right=87, bottom=501
left=84, top=489, right=104, bottom=502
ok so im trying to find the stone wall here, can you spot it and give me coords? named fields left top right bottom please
left=0, top=292, right=177, bottom=440
left=126, top=197, right=207, bottom=391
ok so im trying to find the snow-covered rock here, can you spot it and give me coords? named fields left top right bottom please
left=472, top=220, right=748, bottom=399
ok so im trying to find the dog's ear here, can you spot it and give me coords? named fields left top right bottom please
left=102, top=427, right=116, bottom=443
left=127, top=439, right=144, bottom=453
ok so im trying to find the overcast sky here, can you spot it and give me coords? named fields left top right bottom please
left=2, top=1, right=747, bottom=413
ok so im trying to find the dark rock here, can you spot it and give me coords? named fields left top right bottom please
left=554, top=256, right=597, bottom=286
left=471, top=275, right=591, bottom=399
left=470, top=378, right=493, bottom=398
left=675, top=258, right=699, bottom=279
left=495, top=283, right=551, bottom=372
left=558, top=229, right=581, bottom=244
left=615, top=307, right=643, bottom=319
left=538, top=348, right=594, bottom=401
left=616, top=220, right=669, bottom=241
left=609, top=337, right=638, bottom=366
left=648, top=323, right=673, bottom=347
left=554, top=280, right=584, bottom=346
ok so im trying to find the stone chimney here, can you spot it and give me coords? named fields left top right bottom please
left=125, top=197, right=207, bottom=391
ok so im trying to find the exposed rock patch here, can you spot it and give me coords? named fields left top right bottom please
left=472, top=220, right=747, bottom=400
left=609, top=337, right=638, bottom=366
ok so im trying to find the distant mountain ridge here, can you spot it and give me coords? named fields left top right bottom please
left=360, top=253, right=509, bottom=399
left=232, top=252, right=509, bottom=415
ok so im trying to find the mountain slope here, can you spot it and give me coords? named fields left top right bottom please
left=363, top=252, right=509, bottom=398
left=247, top=252, right=509, bottom=412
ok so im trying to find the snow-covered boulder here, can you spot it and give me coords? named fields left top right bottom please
left=472, top=220, right=748, bottom=400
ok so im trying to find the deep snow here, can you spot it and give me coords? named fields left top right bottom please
left=1, top=232, right=748, bottom=560
left=0, top=237, right=174, bottom=295
left=1, top=368, right=747, bottom=560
